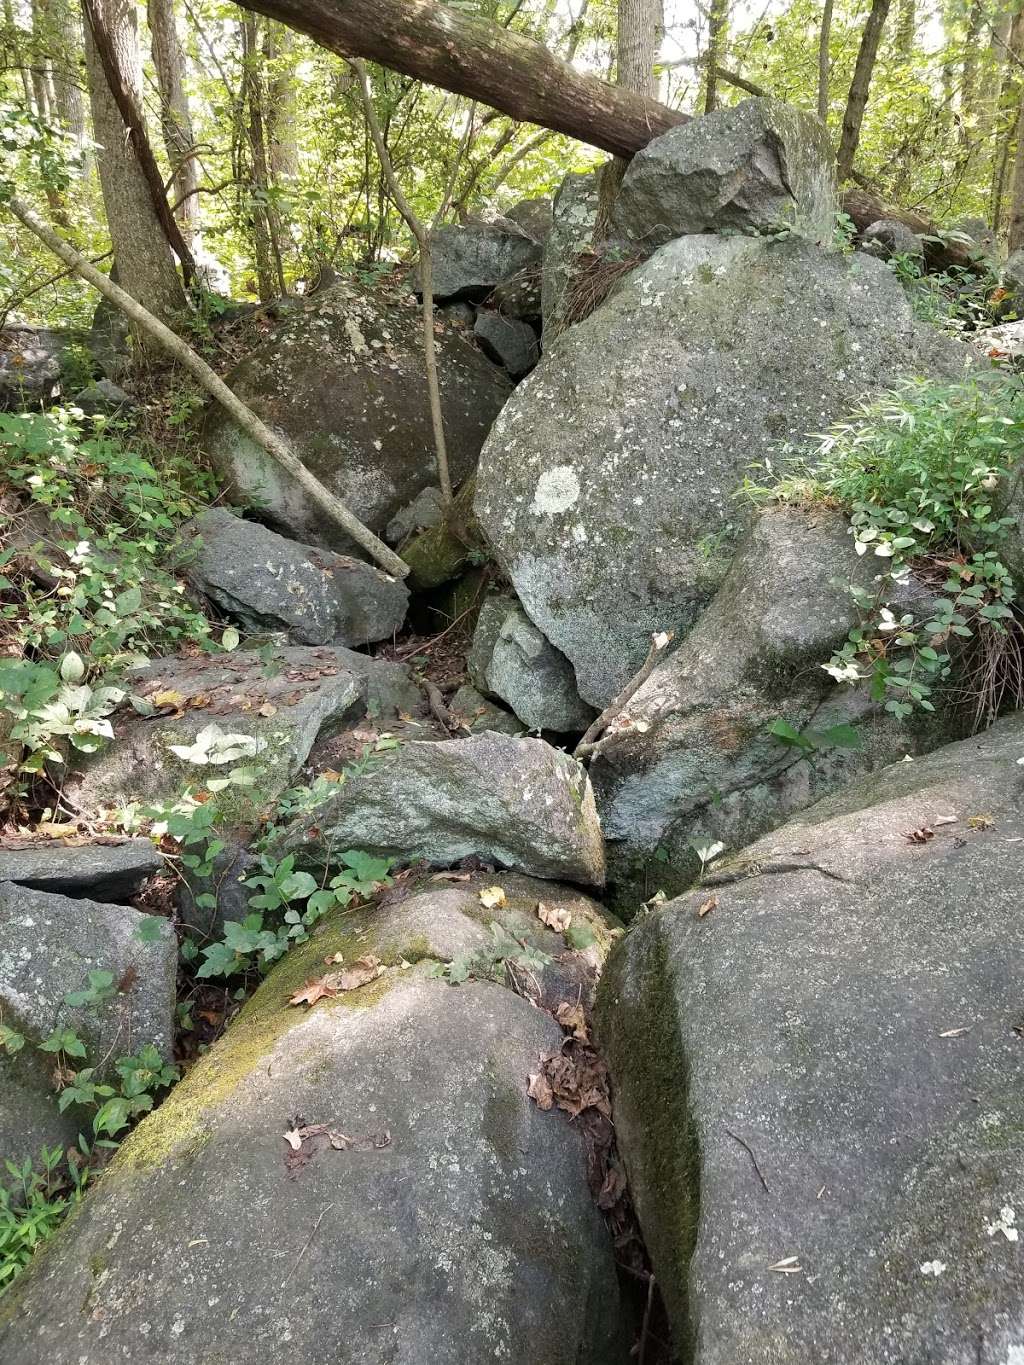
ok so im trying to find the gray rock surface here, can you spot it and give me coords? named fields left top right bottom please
left=202, top=281, right=509, bottom=554
left=274, top=732, right=606, bottom=886
left=541, top=170, right=599, bottom=343
left=0, top=882, right=175, bottom=1164
left=476, top=234, right=973, bottom=707
left=1001, top=246, right=1024, bottom=298
left=613, top=97, right=837, bottom=249
left=0, top=839, right=160, bottom=901
left=598, top=714, right=1024, bottom=1365
left=474, top=310, right=540, bottom=379
left=64, top=646, right=404, bottom=814
left=0, top=890, right=628, bottom=1364
left=385, top=486, right=445, bottom=545
left=182, top=508, right=408, bottom=646
left=859, top=217, right=925, bottom=263
left=426, top=221, right=543, bottom=301
left=0, top=326, right=88, bottom=410
left=469, top=593, right=594, bottom=732
left=72, top=378, right=135, bottom=416
left=447, top=684, right=526, bottom=736
left=590, top=504, right=956, bottom=899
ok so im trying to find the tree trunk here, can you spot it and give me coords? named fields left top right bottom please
left=703, top=0, right=728, bottom=114
left=617, top=0, right=661, bottom=99
left=894, top=0, right=914, bottom=59
left=817, top=0, right=833, bottom=122
left=147, top=0, right=200, bottom=241
left=265, top=21, right=300, bottom=182
left=836, top=0, right=892, bottom=183
left=4, top=0, right=37, bottom=113
left=1007, top=81, right=1024, bottom=250
left=990, top=6, right=1023, bottom=232
left=231, top=0, right=685, bottom=158
left=842, top=186, right=982, bottom=270
left=82, top=0, right=187, bottom=327
left=51, top=0, right=88, bottom=152
left=240, top=14, right=286, bottom=299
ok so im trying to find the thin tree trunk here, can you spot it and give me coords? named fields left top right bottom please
left=4, top=0, right=37, bottom=112
left=817, top=0, right=832, bottom=122
left=894, top=0, right=914, bottom=59
left=82, top=0, right=189, bottom=326
left=241, top=14, right=286, bottom=298
left=1006, top=76, right=1024, bottom=249
left=617, top=0, right=661, bottom=99
left=147, top=0, right=199, bottom=241
left=703, top=0, right=728, bottom=113
left=990, top=6, right=1023, bottom=232
left=265, top=21, right=299, bottom=182
left=4, top=194, right=410, bottom=578
left=836, top=0, right=892, bottom=183
left=348, top=58, right=452, bottom=506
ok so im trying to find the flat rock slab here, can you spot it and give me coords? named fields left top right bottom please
left=427, top=220, right=544, bottom=301
left=64, top=645, right=402, bottom=815
left=275, top=732, right=606, bottom=886
left=0, top=891, right=628, bottom=1364
left=182, top=508, right=408, bottom=646
left=477, top=234, right=971, bottom=707
left=0, top=838, right=159, bottom=901
left=0, top=882, right=175, bottom=1164
left=598, top=716, right=1024, bottom=1364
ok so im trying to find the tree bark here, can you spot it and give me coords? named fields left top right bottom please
left=147, top=0, right=200, bottom=241
left=836, top=0, right=892, bottom=183
left=894, top=0, right=914, bottom=59
left=1007, top=81, right=1024, bottom=250
left=3, top=194, right=410, bottom=579
left=240, top=14, right=286, bottom=299
left=703, top=0, right=728, bottom=114
left=230, top=0, right=685, bottom=158
left=82, top=0, right=189, bottom=326
left=617, top=0, right=661, bottom=99
left=817, top=0, right=832, bottom=122
left=842, top=186, right=982, bottom=270
left=265, top=21, right=300, bottom=182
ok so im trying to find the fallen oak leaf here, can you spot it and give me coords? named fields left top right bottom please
left=334, top=955, right=383, bottom=991
left=697, top=894, right=718, bottom=918
left=527, top=1071, right=554, bottom=1110
left=289, top=974, right=341, bottom=1008
left=538, top=901, right=572, bottom=933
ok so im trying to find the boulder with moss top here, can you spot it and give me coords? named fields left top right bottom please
left=274, top=732, right=606, bottom=887
left=0, top=882, right=629, bottom=1365
left=0, top=882, right=175, bottom=1166
left=598, top=713, right=1024, bottom=1364
left=476, top=234, right=972, bottom=709
left=202, top=281, right=510, bottom=555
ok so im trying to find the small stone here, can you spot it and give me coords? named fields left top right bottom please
left=474, top=311, right=540, bottom=380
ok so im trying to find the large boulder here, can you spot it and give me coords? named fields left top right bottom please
left=468, top=593, right=594, bottom=733
left=203, top=281, right=510, bottom=554
left=473, top=310, right=540, bottom=380
left=613, top=97, right=837, bottom=249
left=0, top=837, right=159, bottom=901
left=426, top=203, right=549, bottom=301
left=859, top=217, right=925, bottom=264
left=541, top=170, right=600, bottom=343
left=0, top=886, right=629, bottom=1364
left=590, top=504, right=956, bottom=898
left=64, top=645, right=414, bottom=815
left=476, top=234, right=972, bottom=708
left=275, top=732, right=606, bottom=887
left=598, top=715, right=1024, bottom=1364
left=0, top=883, right=176, bottom=1164
left=0, top=326, right=89, bottom=410
left=182, top=508, right=408, bottom=646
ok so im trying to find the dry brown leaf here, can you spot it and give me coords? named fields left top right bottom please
left=289, top=975, right=340, bottom=1008
left=903, top=827, right=935, bottom=844
left=527, top=1071, right=554, bottom=1110
left=538, top=901, right=572, bottom=933
left=282, top=1128, right=302, bottom=1151
left=697, top=894, right=718, bottom=918
left=430, top=871, right=472, bottom=882
left=555, top=1001, right=590, bottom=1042
left=258, top=702, right=278, bottom=718
left=334, top=955, right=383, bottom=991
left=479, top=886, right=507, bottom=910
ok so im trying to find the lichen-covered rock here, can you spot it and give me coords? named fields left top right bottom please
left=541, top=170, right=600, bottom=343
left=474, top=310, right=540, bottom=380
left=590, top=504, right=959, bottom=900
left=476, top=234, right=972, bottom=707
left=425, top=219, right=543, bottom=301
left=447, top=684, right=526, bottom=737
left=385, top=486, right=445, bottom=545
left=202, top=281, right=510, bottom=554
left=64, top=646, right=407, bottom=815
left=859, top=217, right=925, bottom=263
left=613, top=98, right=836, bottom=249
left=0, top=838, right=159, bottom=901
left=182, top=508, right=408, bottom=646
left=0, top=326, right=88, bottom=410
left=0, top=882, right=175, bottom=1164
left=468, top=593, right=594, bottom=733
left=0, top=888, right=628, bottom=1365
left=598, top=714, right=1024, bottom=1364
left=275, top=732, right=606, bottom=886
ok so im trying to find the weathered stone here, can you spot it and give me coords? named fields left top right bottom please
left=859, top=217, right=925, bottom=263
left=274, top=732, right=606, bottom=886
left=426, top=221, right=543, bottom=301
left=1001, top=247, right=1024, bottom=298
left=504, top=196, right=553, bottom=242
left=0, top=890, right=628, bottom=1364
left=490, top=269, right=543, bottom=321
left=0, top=882, right=175, bottom=1165
left=0, top=838, right=160, bottom=901
left=476, top=234, right=973, bottom=707
left=447, top=684, right=526, bottom=736
left=613, top=98, right=837, bottom=250
left=385, top=486, right=445, bottom=545
left=174, top=840, right=261, bottom=940
left=182, top=508, right=408, bottom=646
left=401, top=475, right=484, bottom=590
left=474, top=310, right=540, bottom=380
left=64, top=646, right=402, bottom=815
left=202, top=281, right=510, bottom=554
left=541, top=170, right=600, bottom=343
left=590, top=505, right=956, bottom=901
left=72, top=378, right=136, bottom=416
left=598, top=714, right=1024, bottom=1364
left=0, top=326, right=89, bottom=410
left=976, top=318, right=1024, bottom=362
left=468, top=593, right=594, bottom=732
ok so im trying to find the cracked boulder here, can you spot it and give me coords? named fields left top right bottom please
left=0, top=882, right=176, bottom=1166
left=590, top=504, right=960, bottom=900
left=182, top=508, right=408, bottom=646
left=274, top=732, right=606, bottom=887
left=541, top=170, right=600, bottom=343
left=0, top=883, right=628, bottom=1365
left=598, top=714, right=1024, bottom=1364
left=425, top=203, right=549, bottom=302
left=202, top=280, right=510, bottom=555
left=63, top=645, right=416, bottom=815
left=0, top=838, right=159, bottom=901
left=476, top=234, right=972, bottom=708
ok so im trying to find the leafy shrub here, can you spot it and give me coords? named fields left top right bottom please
left=0, top=1147, right=88, bottom=1295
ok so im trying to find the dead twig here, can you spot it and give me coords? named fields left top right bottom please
left=280, top=1201, right=335, bottom=1287
left=574, top=630, right=673, bottom=760
left=724, top=1125, right=770, bottom=1193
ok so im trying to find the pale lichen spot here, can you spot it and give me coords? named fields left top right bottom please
left=532, top=466, right=580, bottom=516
